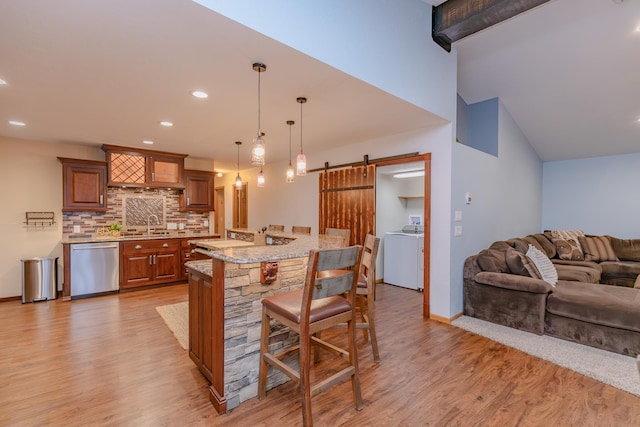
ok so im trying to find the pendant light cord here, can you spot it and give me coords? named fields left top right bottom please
left=289, top=123, right=292, bottom=163
left=299, top=101, right=303, bottom=151
left=257, top=69, right=261, bottom=133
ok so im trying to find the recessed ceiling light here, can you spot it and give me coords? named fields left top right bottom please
left=0, top=78, right=6, bottom=85
left=191, top=90, right=208, bottom=99
left=216, top=172, right=223, bottom=177
left=159, top=121, right=173, bottom=127
left=9, top=120, right=25, bottom=126
left=143, top=140, right=154, bottom=145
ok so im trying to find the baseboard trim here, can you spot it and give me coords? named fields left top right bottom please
left=430, top=311, right=463, bottom=324
left=0, top=295, right=21, bottom=303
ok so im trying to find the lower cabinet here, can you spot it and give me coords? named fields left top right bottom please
left=188, top=261, right=226, bottom=413
left=120, top=239, right=180, bottom=289
left=180, top=238, right=213, bottom=280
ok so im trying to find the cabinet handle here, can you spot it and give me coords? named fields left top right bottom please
left=152, top=172, right=155, bottom=181
left=187, top=197, right=190, bottom=206
left=162, top=243, right=169, bottom=248
left=149, top=255, right=153, bottom=265
left=135, top=244, right=142, bottom=250
left=100, top=194, right=104, bottom=204
left=185, top=253, right=190, bottom=258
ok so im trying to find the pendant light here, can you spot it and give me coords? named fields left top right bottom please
left=251, top=62, right=267, bottom=166
left=235, top=141, right=243, bottom=189
left=286, top=120, right=295, bottom=183
left=296, top=97, right=307, bottom=176
left=257, top=165, right=265, bottom=187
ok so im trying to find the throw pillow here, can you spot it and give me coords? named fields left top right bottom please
left=551, top=229, right=585, bottom=254
left=578, top=236, right=618, bottom=262
left=505, top=248, right=542, bottom=279
left=526, top=244, right=558, bottom=286
left=551, top=237, right=585, bottom=261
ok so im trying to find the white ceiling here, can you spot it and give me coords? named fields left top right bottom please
left=0, top=0, right=441, bottom=173
left=1, top=0, right=638, bottom=172
left=456, top=0, right=640, bottom=161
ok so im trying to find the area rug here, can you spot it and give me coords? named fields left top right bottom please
left=156, top=301, right=188, bottom=350
left=452, top=315, right=640, bottom=397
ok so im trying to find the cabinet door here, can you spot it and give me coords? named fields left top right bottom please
left=121, top=251, right=154, bottom=289
left=154, top=250, right=180, bottom=283
left=106, top=151, right=147, bottom=186
left=182, top=170, right=214, bottom=211
left=199, top=273, right=214, bottom=381
left=188, top=272, right=203, bottom=374
left=59, top=159, right=107, bottom=212
left=149, top=155, right=184, bottom=188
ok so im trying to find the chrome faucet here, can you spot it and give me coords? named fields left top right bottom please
left=147, top=214, right=159, bottom=235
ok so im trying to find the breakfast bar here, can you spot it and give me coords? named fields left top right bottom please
left=186, top=232, right=343, bottom=413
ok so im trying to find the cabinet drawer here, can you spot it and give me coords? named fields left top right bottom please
left=122, top=239, right=179, bottom=253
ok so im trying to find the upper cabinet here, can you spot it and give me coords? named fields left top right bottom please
left=101, top=144, right=187, bottom=189
left=180, top=169, right=215, bottom=211
left=58, top=158, right=108, bottom=212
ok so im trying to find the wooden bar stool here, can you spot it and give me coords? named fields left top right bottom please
left=356, top=234, right=381, bottom=362
left=326, top=227, right=351, bottom=247
left=258, top=245, right=364, bottom=427
left=317, top=234, right=381, bottom=363
left=292, top=225, right=311, bottom=235
left=268, top=224, right=285, bottom=232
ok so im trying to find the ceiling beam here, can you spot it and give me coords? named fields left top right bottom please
left=432, top=0, right=551, bottom=52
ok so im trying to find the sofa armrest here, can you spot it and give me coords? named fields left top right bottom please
left=474, top=271, right=553, bottom=294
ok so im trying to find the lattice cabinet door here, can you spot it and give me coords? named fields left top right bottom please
left=107, top=151, right=147, bottom=186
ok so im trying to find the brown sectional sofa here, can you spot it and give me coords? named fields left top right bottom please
left=463, top=232, right=640, bottom=356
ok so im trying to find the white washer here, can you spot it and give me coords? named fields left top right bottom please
left=383, top=230, right=424, bottom=290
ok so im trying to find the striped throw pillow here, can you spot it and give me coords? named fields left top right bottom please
left=578, top=236, right=618, bottom=262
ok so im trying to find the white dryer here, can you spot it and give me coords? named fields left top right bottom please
left=383, top=225, right=424, bottom=290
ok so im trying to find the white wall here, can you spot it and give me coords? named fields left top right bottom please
left=542, top=153, right=640, bottom=238
left=193, top=0, right=456, bottom=122
left=0, top=137, right=104, bottom=298
left=449, top=100, right=543, bottom=315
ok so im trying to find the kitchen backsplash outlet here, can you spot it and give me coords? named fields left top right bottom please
left=62, top=187, right=211, bottom=237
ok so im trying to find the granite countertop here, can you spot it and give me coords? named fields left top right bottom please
left=62, top=232, right=220, bottom=244
left=192, top=233, right=344, bottom=265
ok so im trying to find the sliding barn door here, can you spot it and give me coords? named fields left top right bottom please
left=319, top=165, right=375, bottom=246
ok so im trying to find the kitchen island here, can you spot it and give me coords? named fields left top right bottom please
left=186, top=232, right=343, bottom=413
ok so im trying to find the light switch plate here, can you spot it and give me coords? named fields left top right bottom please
left=167, top=222, right=177, bottom=230
left=454, top=225, right=463, bottom=237
left=73, top=225, right=81, bottom=233
left=455, top=210, right=462, bottom=222
left=204, top=220, right=209, bottom=227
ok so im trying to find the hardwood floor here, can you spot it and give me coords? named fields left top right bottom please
left=1, top=283, right=638, bottom=426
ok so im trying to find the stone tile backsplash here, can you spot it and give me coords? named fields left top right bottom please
left=62, top=187, right=211, bottom=237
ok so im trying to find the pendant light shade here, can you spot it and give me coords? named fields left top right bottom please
left=286, top=120, right=295, bottom=183
left=257, top=165, right=265, bottom=187
left=251, top=63, right=267, bottom=166
left=296, top=97, right=307, bottom=176
left=235, top=141, right=243, bottom=189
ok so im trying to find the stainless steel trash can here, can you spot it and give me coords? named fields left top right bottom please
left=21, top=257, right=58, bottom=303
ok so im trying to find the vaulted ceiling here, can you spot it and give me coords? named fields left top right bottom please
left=1, top=0, right=638, bottom=171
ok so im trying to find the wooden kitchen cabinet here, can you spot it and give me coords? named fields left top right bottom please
left=180, top=236, right=215, bottom=280
left=102, top=144, right=187, bottom=189
left=180, top=170, right=215, bottom=211
left=58, top=158, right=108, bottom=212
left=120, top=239, right=180, bottom=289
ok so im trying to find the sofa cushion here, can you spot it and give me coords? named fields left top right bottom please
left=476, top=249, right=509, bottom=273
left=531, top=233, right=556, bottom=259
left=578, top=235, right=618, bottom=262
left=506, top=248, right=541, bottom=279
left=526, top=244, right=558, bottom=286
left=547, top=281, right=640, bottom=333
left=551, top=259, right=602, bottom=271
left=554, top=264, right=601, bottom=283
left=610, top=237, right=640, bottom=262
left=599, top=261, right=640, bottom=278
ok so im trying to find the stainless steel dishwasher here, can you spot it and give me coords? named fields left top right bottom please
left=70, top=242, right=119, bottom=298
